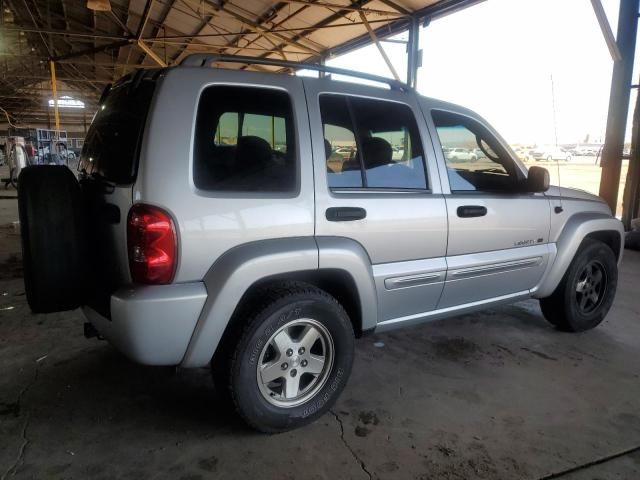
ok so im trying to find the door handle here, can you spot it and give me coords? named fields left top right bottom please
left=457, top=205, right=487, bottom=218
left=326, top=207, right=367, bottom=222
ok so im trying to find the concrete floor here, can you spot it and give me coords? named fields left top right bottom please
left=1, top=190, right=640, bottom=480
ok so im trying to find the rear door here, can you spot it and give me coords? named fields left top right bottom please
left=79, top=71, right=158, bottom=316
left=304, top=79, right=448, bottom=323
left=421, top=102, right=553, bottom=308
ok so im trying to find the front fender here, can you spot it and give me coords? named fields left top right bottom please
left=533, top=213, right=624, bottom=298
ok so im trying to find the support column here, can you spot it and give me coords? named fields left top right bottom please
left=49, top=60, right=60, bottom=133
left=623, top=82, right=640, bottom=227
left=598, top=0, right=639, bottom=215
left=406, top=15, right=421, bottom=89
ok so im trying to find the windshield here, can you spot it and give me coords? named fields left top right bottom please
left=79, top=78, right=156, bottom=184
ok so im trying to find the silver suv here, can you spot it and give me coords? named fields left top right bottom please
left=17, top=55, right=624, bottom=433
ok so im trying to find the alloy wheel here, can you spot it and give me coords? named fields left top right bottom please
left=256, top=318, right=334, bottom=408
left=575, top=260, right=607, bottom=315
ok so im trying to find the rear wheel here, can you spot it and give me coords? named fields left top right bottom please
left=540, top=239, right=617, bottom=332
left=18, top=166, right=87, bottom=313
left=214, top=282, right=354, bottom=433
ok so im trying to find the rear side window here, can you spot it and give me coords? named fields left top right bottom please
left=194, top=86, right=296, bottom=193
left=320, top=94, right=427, bottom=190
left=79, top=79, right=155, bottom=184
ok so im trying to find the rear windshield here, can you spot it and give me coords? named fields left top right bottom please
left=79, top=78, right=155, bottom=184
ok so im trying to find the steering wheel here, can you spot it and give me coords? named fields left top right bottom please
left=476, top=135, right=500, bottom=162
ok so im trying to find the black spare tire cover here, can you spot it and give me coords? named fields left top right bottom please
left=18, top=166, right=87, bottom=313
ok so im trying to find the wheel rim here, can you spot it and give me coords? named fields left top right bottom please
left=256, top=318, right=334, bottom=408
left=575, top=260, right=607, bottom=315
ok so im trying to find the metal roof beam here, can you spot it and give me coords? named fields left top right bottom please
left=590, top=0, right=622, bottom=62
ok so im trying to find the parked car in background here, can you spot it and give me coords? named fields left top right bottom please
left=445, top=147, right=477, bottom=162
left=514, top=148, right=533, bottom=162
left=333, top=146, right=354, bottom=158
left=531, top=146, right=572, bottom=162
left=391, top=146, right=405, bottom=161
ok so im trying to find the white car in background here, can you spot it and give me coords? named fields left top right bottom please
left=333, top=147, right=354, bottom=159
left=531, top=146, right=572, bottom=162
left=445, top=147, right=477, bottom=162
left=392, top=146, right=405, bottom=161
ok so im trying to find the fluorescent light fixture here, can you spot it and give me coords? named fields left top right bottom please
left=48, top=96, right=85, bottom=109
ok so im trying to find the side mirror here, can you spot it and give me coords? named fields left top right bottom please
left=527, top=166, right=550, bottom=193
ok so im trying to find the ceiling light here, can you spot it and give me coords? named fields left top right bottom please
left=49, top=96, right=85, bottom=109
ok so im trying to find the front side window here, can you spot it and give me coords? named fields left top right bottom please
left=320, top=95, right=428, bottom=190
left=432, top=110, right=524, bottom=192
left=194, top=86, right=296, bottom=192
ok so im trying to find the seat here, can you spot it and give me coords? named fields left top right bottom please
left=236, top=135, right=273, bottom=168
left=362, top=136, right=424, bottom=189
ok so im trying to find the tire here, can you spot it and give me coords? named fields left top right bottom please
left=18, top=166, right=87, bottom=313
left=540, top=239, right=617, bottom=332
left=215, top=281, right=355, bottom=433
left=566, top=155, right=572, bottom=162
left=547, top=155, right=553, bottom=161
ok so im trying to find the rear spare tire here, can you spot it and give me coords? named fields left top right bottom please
left=18, top=166, right=87, bottom=313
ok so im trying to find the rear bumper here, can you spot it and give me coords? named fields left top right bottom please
left=82, top=282, right=207, bottom=365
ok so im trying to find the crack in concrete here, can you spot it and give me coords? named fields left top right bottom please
left=1, top=363, right=40, bottom=480
left=330, top=410, right=373, bottom=480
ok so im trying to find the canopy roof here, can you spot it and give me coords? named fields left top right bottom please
left=0, top=0, right=480, bottom=126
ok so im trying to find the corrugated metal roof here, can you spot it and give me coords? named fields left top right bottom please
left=0, top=0, right=480, bottom=125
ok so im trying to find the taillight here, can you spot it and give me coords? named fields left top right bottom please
left=127, top=204, right=177, bottom=284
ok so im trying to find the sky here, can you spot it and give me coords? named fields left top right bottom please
left=316, top=0, right=637, bottom=146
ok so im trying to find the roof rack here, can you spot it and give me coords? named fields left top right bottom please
left=179, top=53, right=411, bottom=92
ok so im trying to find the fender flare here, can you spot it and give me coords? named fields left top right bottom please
left=533, top=213, right=624, bottom=298
left=180, top=237, right=377, bottom=367
left=316, top=236, right=378, bottom=333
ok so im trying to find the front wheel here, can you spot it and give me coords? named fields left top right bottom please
left=540, top=239, right=617, bottom=332
left=216, top=282, right=355, bottom=433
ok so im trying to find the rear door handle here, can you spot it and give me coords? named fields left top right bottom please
left=457, top=205, right=487, bottom=218
left=326, top=207, right=367, bottom=222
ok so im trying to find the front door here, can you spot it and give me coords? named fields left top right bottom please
left=304, top=79, right=448, bottom=322
left=423, top=105, right=553, bottom=308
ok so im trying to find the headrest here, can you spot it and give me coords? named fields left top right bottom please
left=236, top=136, right=272, bottom=168
left=361, top=137, right=392, bottom=169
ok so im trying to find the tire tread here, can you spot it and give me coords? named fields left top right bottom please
left=213, top=280, right=351, bottom=433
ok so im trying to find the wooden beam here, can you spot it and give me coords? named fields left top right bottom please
left=358, top=10, right=400, bottom=80
left=136, top=39, right=167, bottom=67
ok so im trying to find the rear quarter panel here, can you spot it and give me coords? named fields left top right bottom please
left=134, top=68, right=315, bottom=283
